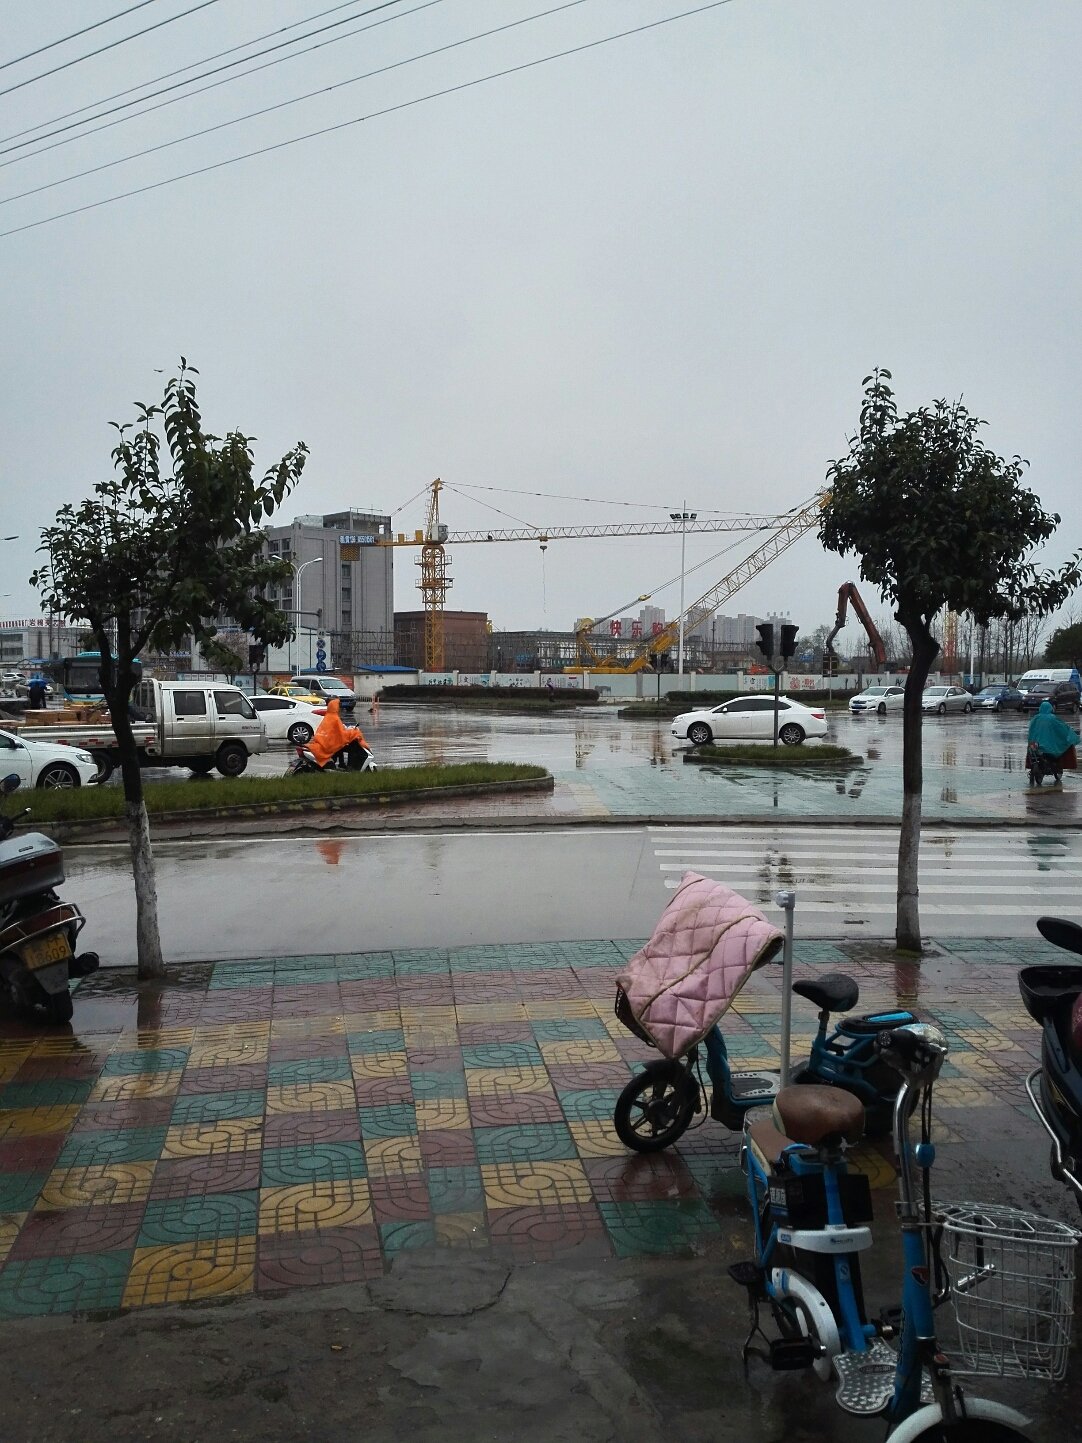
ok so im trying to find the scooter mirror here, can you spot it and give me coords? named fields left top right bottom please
left=1037, top=916, right=1082, bottom=959
left=0, top=773, right=21, bottom=795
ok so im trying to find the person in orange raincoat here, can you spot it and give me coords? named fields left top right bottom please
left=306, top=698, right=370, bottom=769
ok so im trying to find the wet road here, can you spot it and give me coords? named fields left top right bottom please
left=67, top=821, right=1082, bottom=968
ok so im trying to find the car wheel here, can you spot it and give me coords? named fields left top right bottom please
left=779, top=723, right=805, bottom=746
left=287, top=721, right=314, bottom=745
left=37, top=763, right=80, bottom=789
left=215, top=743, right=249, bottom=778
left=937, top=703, right=946, bottom=715
left=963, top=701, right=972, bottom=713
left=687, top=722, right=713, bottom=746
left=877, top=703, right=886, bottom=715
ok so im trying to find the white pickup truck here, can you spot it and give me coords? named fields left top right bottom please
left=8, top=679, right=266, bottom=782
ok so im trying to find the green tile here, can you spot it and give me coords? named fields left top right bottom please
left=531, top=1018, right=608, bottom=1043
left=0, top=1080, right=93, bottom=1109
left=102, top=1048, right=190, bottom=1075
left=266, top=1057, right=351, bottom=1086
left=556, top=1090, right=623, bottom=1122
left=598, top=1200, right=721, bottom=1257
left=473, top=1124, right=576, bottom=1164
left=347, top=1029, right=405, bottom=1054
left=334, top=955, right=394, bottom=980
left=209, top=969, right=275, bottom=990
left=461, top=1043, right=543, bottom=1070
left=393, top=955, right=450, bottom=977
left=138, top=1190, right=258, bottom=1246
left=169, top=1090, right=265, bottom=1126
left=408, top=1070, right=466, bottom=1100
left=358, top=1105, right=417, bottom=1139
left=379, top=1219, right=435, bottom=1254
left=260, top=1143, right=367, bottom=1185
left=274, top=971, right=339, bottom=988
left=427, top=1165, right=483, bottom=1214
left=0, top=1250, right=130, bottom=1317
left=0, top=1172, right=46, bottom=1213
left=58, top=1126, right=168, bottom=1167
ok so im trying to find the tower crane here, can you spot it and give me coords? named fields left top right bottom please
left=375, top=478, right=828, bottom=671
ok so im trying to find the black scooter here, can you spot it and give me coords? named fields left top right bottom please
left=0, top=773, right=99, bottom=1026
left=1019, top=916, right=1082, bottom=1213
left=284, top=742, right=377, bottom=777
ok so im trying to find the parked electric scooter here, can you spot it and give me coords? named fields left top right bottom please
left=1019, top=915, right=1082, bottom=1214
left=613, top=889, right=917, bottom=1152
left=0, top=773, right=99, bottom=1026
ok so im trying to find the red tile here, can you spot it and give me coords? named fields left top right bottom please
left=256, top=1225, right=383, bottom=1290
left=407, top=1048, right=463, bottom=1071
left=547, top=1063, right=631, bottom=1091
left=262, top=1110, right=361, bottom=1148
left=353, top=1076, right=413, bottom=1106
left=9, top=1202, right=146, bottom=1259
left=583, top=1154, right=699, bottom=1202
left=369, top=1176, right=431, bottom=1224
left=149, top=1156, right=262, bottom=1200
left=418, top=1130, right=477, bottom=1166
left=179, top=1063, right=268, bottom=1095
left=469, top=1093, right=564, bottom=1127
left=487, top=1203, right=608, bottom=1261
left=73, top=1098, right=175, bottom=1132
left=0, top=1134, right=66, bottom=1173
left=457, top=1023, right=534, bottom=1045
left=268, top=1037, right=349, bottom=1064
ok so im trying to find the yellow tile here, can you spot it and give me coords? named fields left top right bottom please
left=363, top=1136, right=424, bottom=1177
left=414, top=1098, right=471, bottom=1131
left=523, top=1000, right=595, bottom=1020
left=936, top=1079, right=993, bottom=1108
left=162, top=1117, right=263, bottom=1159
left=265, top=1081, right=356, bottom=1114
left=465, top=1067, right=553, bottom=1098
left=187, top=1037, right=268, bottom=1068
left=955, top=1030, right=1018, bottom=1053
left=481, top=1159, right=593, bottom=1210
left=124, top=1238, right=255, bottom=1307
left=539, top=1039, right=621, bottom=1066
left=258, top=1179, right=371, bottom=1234
left=0, top=1040, right=34, bottom=1056
left=434, top=1212, right=487, bottom=1248
left=269, top=1015, right=344, bottom=1040
left=400, top=1006, right=456, bottom=1027
left=402, top=1026, right=458, bottom=1048
left=20, top=1037, right=84, bottom=1056
left=0, top=1105, right=81, bottom=1139
left=350, top=1052, right=409, bottom=1079
left=39, top=1162, right=155, bottom=1209
left=116, top=1028, right=196, bottom=1049
left=0, top=1212, right=26, bottom=1261
left=194, top=1021, right=270, bottom=1043
left=846, top=1147, right=897, bottom=1190
left=343, top=1011, right=402, bottom=1032
left=0, top=1056, right=27, bottom=1083
left=570, top=1121, right=628, bottom=1158
left=455, top=1003, right=526, bottom=1024
left=88, top=1070, right=183, bottom=1102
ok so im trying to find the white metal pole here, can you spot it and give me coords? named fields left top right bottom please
left=775, top=888, right=796, bottom=1085
left=677, top=501, right=687, bottom=676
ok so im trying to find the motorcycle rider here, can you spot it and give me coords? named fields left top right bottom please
left=306, top=697, right=371, bottom=770
left=1026, top=699, right=1079, bottom=785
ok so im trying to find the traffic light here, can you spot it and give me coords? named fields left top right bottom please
left=755, top=623, right=775, bottom=661
left=248, top=643, right=266, bottom=667
left=779, top=623, right=799, bottom=660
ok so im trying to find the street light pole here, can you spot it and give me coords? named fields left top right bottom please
left=669, top=503, right=697, bottom=677
left=287, top=557, right=322, bottom=673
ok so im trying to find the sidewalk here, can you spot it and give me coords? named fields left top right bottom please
left=0, top=937, right=1077, bottom=1440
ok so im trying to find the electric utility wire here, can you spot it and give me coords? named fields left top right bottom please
left=1, top=0, right=416, bottom=161
left=1, top=0, right=588, bottom=204
left=451, top=480, right=763, bottom=517
left=0, top=0, right=735, bottom=240
left=0, top=0, right=166, bottom=74
left=3, top=0, right=386, bottom=146
left=0, top=0, right=227, bottom=100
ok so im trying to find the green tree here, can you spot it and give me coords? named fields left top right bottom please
left=1045, top=621, right=1082, bottom=667
left=820, top=370, right=1079, bottom=951
left=32, top=363, right=307, bottom=978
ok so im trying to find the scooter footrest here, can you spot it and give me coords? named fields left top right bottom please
left=834, top=1338, right=932, bottom=1415
left=728, top=1260, right=764, bottom=1291
left=769, top=1338, right=818, bottom=1371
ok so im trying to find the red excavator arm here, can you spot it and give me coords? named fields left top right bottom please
left=822, top=582, right=887, bottom=671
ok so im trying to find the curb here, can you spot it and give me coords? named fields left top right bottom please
left=682, top=750, right=863, bottom=768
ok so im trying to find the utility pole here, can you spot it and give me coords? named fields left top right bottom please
left=670, top=503, right=697, bottom=676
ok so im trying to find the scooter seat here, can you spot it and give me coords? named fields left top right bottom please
left=747, top=1118, right=800, bottom=1174
left=773, top=1084, right=864, bottom=1149
left=791, top=972, right=859, bottom=1014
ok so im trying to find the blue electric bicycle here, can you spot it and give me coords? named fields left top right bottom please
left=730, top=1023, right=1075, bottom=1440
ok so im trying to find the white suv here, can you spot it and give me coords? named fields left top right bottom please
left=291, top=674, right=358, bottom=711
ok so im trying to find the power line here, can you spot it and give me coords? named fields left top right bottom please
left=450, top=481, right=760, bottom=516
left=1, top=0, right=415, bottom=161
left=0, top=1, right=735, bottom=240
left=0, top=0, right=226, bottom=100
left=1, top=0, right=590, bottom=205
left=0, top=0, right=165, bottom=73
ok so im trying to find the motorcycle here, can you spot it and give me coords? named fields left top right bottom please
left=0, top=773, right=99, bottom=1026
left=1019, top=915, right=1082, bottom=1213
left=1026, top=741, right=1065, bottom=787
left=285, top=742, right=377, bottom=776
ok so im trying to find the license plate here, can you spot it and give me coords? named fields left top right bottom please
left=20, top=932, right=72, bottom=971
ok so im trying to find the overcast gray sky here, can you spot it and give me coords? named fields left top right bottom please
left=1, top=0, right=1079, bottom=639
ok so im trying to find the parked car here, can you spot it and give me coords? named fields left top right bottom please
left=0, top=729, right=98, bottom=788
left=974, top=684, right=1024, bottom=711
left=252, top=694, right=326, bottom=744
left=291, top=674, right=359, bottom=712
left=671, top=695, right=828, bottom=746
left=1020, top=680, right=1081, bottom=713
left=848, top=685, right=905, bottom=715
left=921, top=685, right=973, bottom=715
left=266, top=683, right=325, bottom=707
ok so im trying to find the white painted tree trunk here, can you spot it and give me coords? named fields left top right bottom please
left=126, top=797, right=164, bottom=979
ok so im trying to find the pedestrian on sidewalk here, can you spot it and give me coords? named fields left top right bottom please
left=27, top=677, right=47, bottom=709
left=1026, top=700, right=1079, bottom=783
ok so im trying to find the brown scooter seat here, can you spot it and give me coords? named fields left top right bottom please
left=774, top=1084, right=865, bottom=1149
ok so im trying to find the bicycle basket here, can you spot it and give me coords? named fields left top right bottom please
left=938, top=1202, right=1080, bottom=1381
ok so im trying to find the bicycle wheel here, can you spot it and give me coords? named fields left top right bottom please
left=613, top=1063, right=696, bottom=1152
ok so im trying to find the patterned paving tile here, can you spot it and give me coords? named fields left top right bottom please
left=473, top=1123, right=577, bottom=1165
left=481, top=1159, right=593, bottom=1210
left=123, top=1237, right=255, bottom=1306
left=379, top=1219, right=436, bottom=1255
left=260, top=1143, right=367, bottom=1185
left=0, top=1105, right=81, bottom=1140
left=262, top=1110, right=361, bottom=1148
left=0, top=1250, right=131, bottom=1316
left=38, top=1162, right=155, bottom=1210
left=598, top=1199, right=722, bottom=1257
left=162, top=1118, right=263, bottom=1160
left=258, top=1179, right=372, bottom=1234
left=255, top=1225, right=383, bottom=1289
left=265, top=1081, right=356, bottom=1114
left=56, top=1126, right=168, bottom=1168
left=150, top=1156, right=262, bottom=1200
left=487, top=1202, right=608, bottom=1261
left=0, top=1212, right=25, bottom=1262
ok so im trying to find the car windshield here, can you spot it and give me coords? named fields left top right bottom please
left=925, top=687, right=948, bottom=696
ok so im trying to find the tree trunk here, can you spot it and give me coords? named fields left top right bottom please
left=896, top=614, right=939, bottom=953
left=109, top=683, right=165, bottom=979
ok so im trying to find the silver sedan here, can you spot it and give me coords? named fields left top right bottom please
left=921, top=685, right=973, bottom=716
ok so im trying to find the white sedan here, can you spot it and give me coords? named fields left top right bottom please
left=849, top=685, right=906, bottom=715
left=251, top=694, right=326, bottom=744
left=671, top=695, right=828, bottom=747
left=0, top=729, right=98, bottom=788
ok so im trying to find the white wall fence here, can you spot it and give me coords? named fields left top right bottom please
left=381, top=670, right=1010, bottom=700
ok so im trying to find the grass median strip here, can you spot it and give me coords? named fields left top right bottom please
left=684, top=744, right=860, bottom=767
left=26, top=764, right=550, bottom=823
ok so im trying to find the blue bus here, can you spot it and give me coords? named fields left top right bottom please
left=50, top=652, right=143, bottom=703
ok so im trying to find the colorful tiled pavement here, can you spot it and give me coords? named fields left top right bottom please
left=0, top=938, right=1048, bottom=1317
